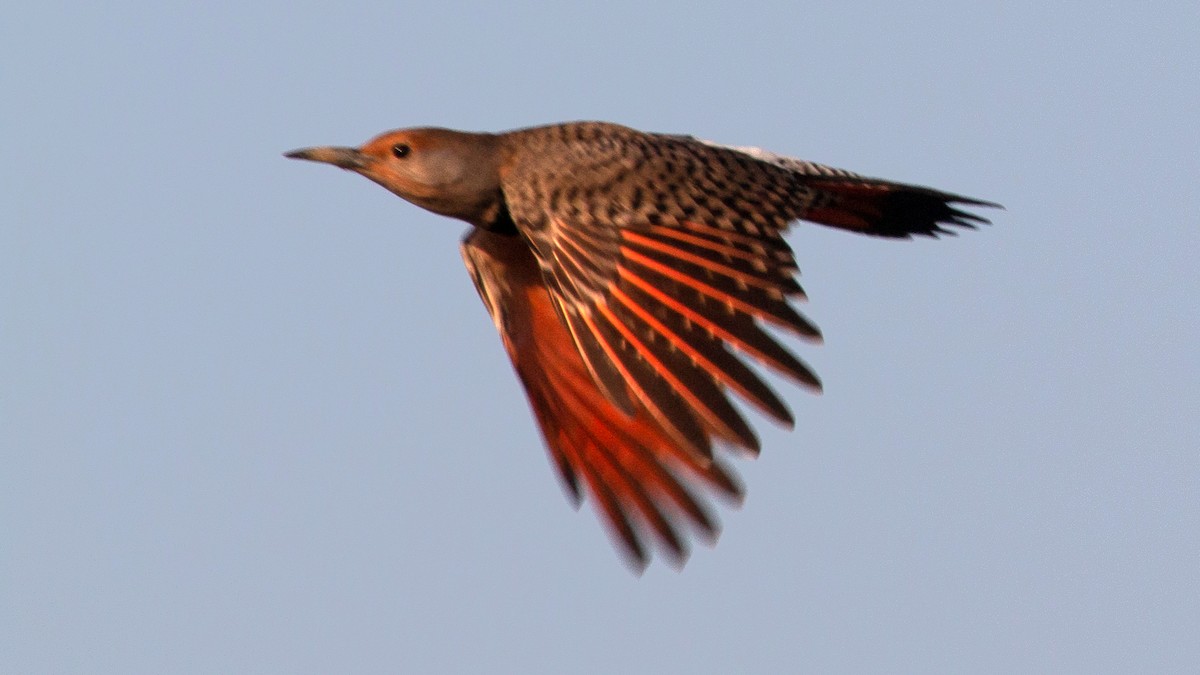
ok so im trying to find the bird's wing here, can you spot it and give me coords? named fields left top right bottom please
left=461, top=229, right=746, bottom=570
left=486, top=124, right=997, bottom=564
left=497, top=127, right=831, bottom=462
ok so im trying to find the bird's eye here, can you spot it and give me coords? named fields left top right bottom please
left=391, top=143, right=411, bottom=159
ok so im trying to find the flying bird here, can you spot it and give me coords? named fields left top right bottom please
left=285, top=121, right=998, bottom=570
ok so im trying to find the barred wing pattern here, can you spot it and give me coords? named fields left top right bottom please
left=461, top=230, right=745, bottom=567
left=485, top=122, right=994, bottom=566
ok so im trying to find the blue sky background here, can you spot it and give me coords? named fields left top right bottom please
left=3, top=2, right=1197, bottom=673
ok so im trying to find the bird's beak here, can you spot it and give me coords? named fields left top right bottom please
left=284, top=146, right=369, bottom=171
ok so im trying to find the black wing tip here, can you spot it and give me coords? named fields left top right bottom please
left=561, top=480, right=584, bottom=508
left=706, top=458, right=747, bottom=504
left=611, top=520, right=694, bottom=575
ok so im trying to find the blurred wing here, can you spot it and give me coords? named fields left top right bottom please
left=461, top=229, right=744, bottom=570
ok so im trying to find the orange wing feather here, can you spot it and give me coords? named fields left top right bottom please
left=462, top=230, right=743, bottom=570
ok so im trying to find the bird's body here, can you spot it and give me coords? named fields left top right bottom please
left=286, top=121, right=997, bottom=569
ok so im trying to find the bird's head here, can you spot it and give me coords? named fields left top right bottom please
left=285, top=127, right=503, bottom=227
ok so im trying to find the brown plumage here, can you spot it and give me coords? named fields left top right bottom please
left=285, top=120, right=998, bottom=570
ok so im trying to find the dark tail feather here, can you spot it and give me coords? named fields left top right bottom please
left=802, top=177, right=1001, bottom=239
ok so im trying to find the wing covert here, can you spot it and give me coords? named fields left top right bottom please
left=498, top=123, right=823, bottom=459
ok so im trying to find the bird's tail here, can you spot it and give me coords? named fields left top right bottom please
left=801, top=176, right=1001, bottom=239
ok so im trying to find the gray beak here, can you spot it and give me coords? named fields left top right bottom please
left=284, top=146, right=368, bottom=171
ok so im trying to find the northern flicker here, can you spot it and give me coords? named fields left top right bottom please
left=285, top=121, right=998, bottom=570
